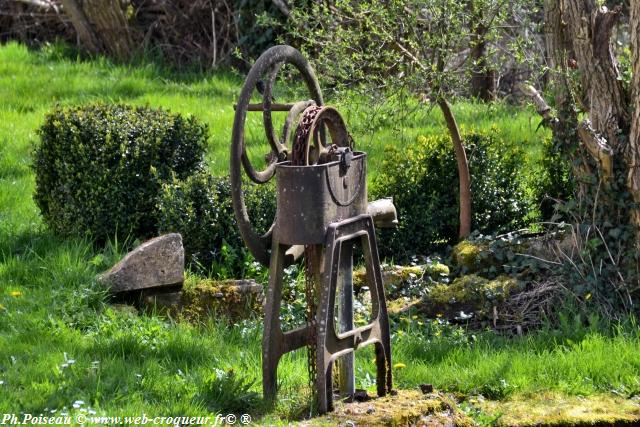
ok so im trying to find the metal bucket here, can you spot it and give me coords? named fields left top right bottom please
left=275, top=152, right=367, bottom=245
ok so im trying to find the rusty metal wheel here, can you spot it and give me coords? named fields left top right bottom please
left=230, top=45, right=323, bottom=266
left=292, top=105, right=353, bottom=166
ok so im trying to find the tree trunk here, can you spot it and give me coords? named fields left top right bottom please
left=60, top=0, right=100, bottom=53
left=532, top=0, right=640, bottom=309
left=438, top=99, right=472, bottom=239
left=628, top=1, right=640, bottom=230
left=82, top=0, right=138, bottom=61
left=543, top=0, right=573, bottom=107
left=468, top=3, right=495, bottom=102
left=563, top=1, right=626, bottom=147
left=61, top=0, right=138, bottom=60
left=271, top=0, right=291, bottom=17
left=541, top=0, right=640, bottom=253
left=541, top=1, right=625, bottom=197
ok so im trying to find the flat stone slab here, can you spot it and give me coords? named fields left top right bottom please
left=99, top=233, right=184, bottom=293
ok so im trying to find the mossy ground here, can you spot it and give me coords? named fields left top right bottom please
left=303, top=390, right=473, bottom=427
left=476, top=393, right=640, bottom=426
left=299, top=389, right=640, bottom=427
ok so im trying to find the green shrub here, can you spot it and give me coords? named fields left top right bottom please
left=33, top=103, right=208, bottom=241
left=535, top=135, right=574, bottom=220
left=157, top=171, right=276, bottom=276
left=371, top=130, right=530, bottom=259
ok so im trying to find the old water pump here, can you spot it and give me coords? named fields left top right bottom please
left=231, top=45, right=397, bottom=413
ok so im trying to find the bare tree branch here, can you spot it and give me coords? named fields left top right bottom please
left=271, top=0, right=290, bottom=18
left=519, top=83, right=554, bottom=122
left=14, top=0, right=57, bottom=10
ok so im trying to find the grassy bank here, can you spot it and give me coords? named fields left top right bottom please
left=1, top=42, right=638, bottom=424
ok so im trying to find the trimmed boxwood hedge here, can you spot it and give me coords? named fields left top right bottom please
left=371, top=130, right=530, bottom=259
left=33, top=103, right=208, bottom=241
left=157, top=172, right=276, bottom=275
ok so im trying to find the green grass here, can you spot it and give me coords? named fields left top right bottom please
left=0, top=41, right=548, bottom=180
left=0, top=41, right=638, bottom=423
left=389, top=317, right=640, bottom=399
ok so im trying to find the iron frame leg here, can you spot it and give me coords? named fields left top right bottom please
left=262, top=240, right=315, bottom=402
left=315, top=214, right=392, bottom=414
left=337, top=243, right=355, bottom=399
left=262, top=241, right=287, bottom=402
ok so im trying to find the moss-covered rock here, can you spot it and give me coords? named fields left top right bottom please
left=354, top=265, right=424, bottom=289
left=414, top=274, right=519, bottom=320
left=142, top=279, right=263, bottom=321
left=354, top=263, right=448, bottom=302
left=386, top=297, right=422, bottom=316
left=425, top=262, right=450, bottom=280
left=451, top=240, right=490, bottom=273
left=430, top=275, right=516, bottom=306
left=451, top=234, right=565, bottom=279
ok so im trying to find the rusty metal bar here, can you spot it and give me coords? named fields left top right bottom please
left=367, top=198, right=398, bottom=228
left=337, top=242, right=355, bottom=398
left=233, top=103, right=295, bottom=111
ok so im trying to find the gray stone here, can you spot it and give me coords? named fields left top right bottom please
left=99, top=233, right=184, bottom=293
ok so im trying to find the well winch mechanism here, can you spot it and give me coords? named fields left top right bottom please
left=230, top=45, right=397, bottom=413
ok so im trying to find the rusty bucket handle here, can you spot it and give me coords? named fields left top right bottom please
left=325, top=153, right=365, bottom=207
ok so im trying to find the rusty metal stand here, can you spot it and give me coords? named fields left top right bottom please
left=316, top=214, right=392, bottom=413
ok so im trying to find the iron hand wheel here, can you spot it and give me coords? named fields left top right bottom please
left=231, top=45, right=323, bottom=266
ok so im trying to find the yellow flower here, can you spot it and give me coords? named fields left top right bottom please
left=9, top=291, right=22, bottom=297
left=393, top=363, right=406, bottom=369
left=417, top=135, right=428, bottom=144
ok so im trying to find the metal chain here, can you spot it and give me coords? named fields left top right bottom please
left=291, top=106, right=322, bottom=404
left=292, top=105, right=321, bottom=166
